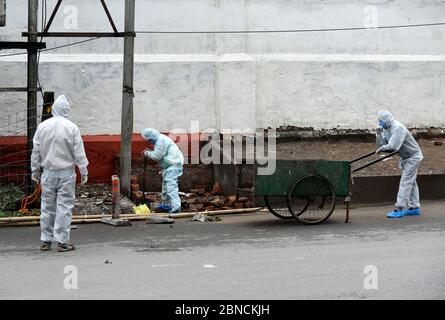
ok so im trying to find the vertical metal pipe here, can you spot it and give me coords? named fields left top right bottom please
left=27, top=0, right=38, bottom=194
left=0, top=0, right=6, bottom=27
left=111, top=175, right=120, bottom=219
left=120, top=0, right=135, bottom=197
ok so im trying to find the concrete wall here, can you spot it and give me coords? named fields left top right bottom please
left=1, top=0, right=445, bottom=135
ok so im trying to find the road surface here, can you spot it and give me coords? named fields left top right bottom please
left=1, top=201, right=444, bottom=299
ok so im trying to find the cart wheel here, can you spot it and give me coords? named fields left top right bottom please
left=264, top=196, right=293, bottom=219
left=287, top=174, right=336, bottom=225
left=286, top=194, right=310, bottom=217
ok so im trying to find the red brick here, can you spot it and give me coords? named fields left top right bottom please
left=211, top=181, right=222, bottom=194
left=228, top=195, right=237, bottom=203
left=238, top=197, right=248, bottom=203
left=189, top=204, right=204, bottom=212
left=132, top=191, right=143, bottom=202
left=130, top=175, right=139, bottom=185
left=190, top=188, right=206, bottom=195
left=234, top=202, right=244, bottom=209
left=210, top=196, right=223, bottom=208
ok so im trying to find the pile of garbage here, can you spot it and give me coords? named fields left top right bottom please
left=0, top=185, right=26, bottom=217
left=74, top=184, right=135, bottom=216
left=181, top=192, right=253, bottom=212
left=142, top=183, right=254, bottom=213
left=192, top=213, right=221, bottom=222
left=0, top=181, right=255, bottom=218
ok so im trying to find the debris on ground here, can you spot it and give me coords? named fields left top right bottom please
left=143, top=189, right=253, bottom=213
left=146, top=216, right=175, bottom=224
left=0, top=185, right=28, bottom=217
left=192, top=213, right=222, bottom=222
left=183, top=193, right=253, bottom=212
left=182, top=193, right=254, bottom=212
left=75, top=183, right=254, bottom=216
left=101, top=217, right=132, bottom=227
left=1, top=178, right=253, bottom=219
left=74, top=184, right=135, bottom=216
left=178, top=192, right=194, bottom=198
left=0, top=181, right=253, bottom=218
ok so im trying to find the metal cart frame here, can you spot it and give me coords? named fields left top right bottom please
left=255, top=151, right=398, bottom=225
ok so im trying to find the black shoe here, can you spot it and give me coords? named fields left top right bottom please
left=57, top=243, right=76, bottom=252
left=40, top=242, right=52, bottom=251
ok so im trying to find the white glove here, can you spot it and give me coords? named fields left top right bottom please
left=31, top=171, right=40, bottom=183
left=81, top=174, right=88, bottom=186
left=142, top=149, right=151, bottom=158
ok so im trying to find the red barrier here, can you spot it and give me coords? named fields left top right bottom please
left=0, top=133, right=206, bottom=184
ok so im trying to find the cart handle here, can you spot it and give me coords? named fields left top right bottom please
left=348, top=151, right=376, bottom=164
left=352, top=150, right=399, bottom=173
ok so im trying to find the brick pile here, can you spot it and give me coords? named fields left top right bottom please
left=130, top=175, right=144, bottom=203
left=140, top=180, right=254, bottom=212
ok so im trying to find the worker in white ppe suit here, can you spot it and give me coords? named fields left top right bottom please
left=141, top=128, right=184, bottom=213
left=376, top=110, right=423, bottom=218
left=31, top=95, right=89, bottom=252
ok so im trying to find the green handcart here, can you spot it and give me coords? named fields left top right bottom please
left=255, top=151, right=398, bottom=225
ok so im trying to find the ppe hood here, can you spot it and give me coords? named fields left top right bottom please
left=52, top=95, right=71, bottom=118
left=141, top=128, right=160, bottom=142
left=378, top=110, right=394, bottom=128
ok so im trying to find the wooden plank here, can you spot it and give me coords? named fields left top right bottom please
left=0, top=41, right=46, bottom=50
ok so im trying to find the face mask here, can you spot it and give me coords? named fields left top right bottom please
left=379, top=120, right=386, bottom=128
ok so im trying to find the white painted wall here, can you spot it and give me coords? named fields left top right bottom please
left=1, top=0, right=445, bottom=135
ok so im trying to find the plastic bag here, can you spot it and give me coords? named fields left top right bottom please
left=134, top=204, right=151, bottom=215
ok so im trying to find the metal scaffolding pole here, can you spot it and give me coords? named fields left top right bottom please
left=20, top=0, right=132, bottom=194
left=27, top=0, right=39, bottom=194
left=120, top=0, right=135, bottom=197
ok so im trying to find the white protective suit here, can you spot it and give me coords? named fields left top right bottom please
left=376, top=110, right=423, bottom=209
left=141, top=128, right=184, bottom=212
left=31, top=95, right=89, bottom=244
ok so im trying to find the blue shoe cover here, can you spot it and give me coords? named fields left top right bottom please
left=386, top=210, right=405, bottom=218
left=156, top=204, right=172, bottom=212
left=169, top=208, right=181, bottom=214
left=404, top=208, right=420, bottom=216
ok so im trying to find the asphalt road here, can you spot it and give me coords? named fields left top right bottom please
left=1, top=201, right=444, bottom=300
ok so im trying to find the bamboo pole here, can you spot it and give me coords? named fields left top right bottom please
left=0, top=207, right=262, bottom=227
left=0, top=212, right=156, bottom=223
left=0, top=221, right=39, bottom=227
